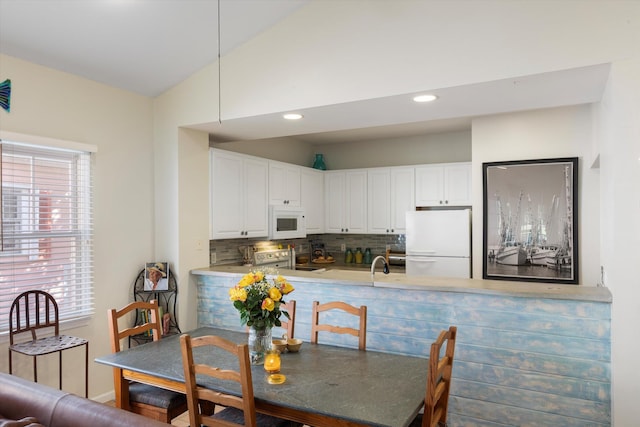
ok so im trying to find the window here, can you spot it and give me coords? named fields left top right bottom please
left=0, top=137, right=94, bottom=334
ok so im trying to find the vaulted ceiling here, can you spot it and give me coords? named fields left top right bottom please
left=0, top=1, right=609, bottom=144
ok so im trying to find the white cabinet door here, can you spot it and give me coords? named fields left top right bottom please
left=210, top=149, right=268, bottom=239
left=211, top=150, right=244, bottom=239
left=367, top=168, right=391, bottom=234
left=324, top=172, right=345, bottom=233
left=415, top=165, right=445, bottom=206
left=444, top=163, right=472, bottom=206
left=269, top=161, right=301, bottom=206
left=324, top=170, right=367, bottom=233
left=389, top=167, right=415, bottom=233
left=344, top=170, right=367, bottom=233
left=243, top=157, right=269, bottom=238
left=415, top=162, right=471, bottom=207
left=300, top=167, right=324, bottom=234
left=369, top=167, right=414, bottom=234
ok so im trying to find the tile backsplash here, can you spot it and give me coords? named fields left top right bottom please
left=209, top=234, right=405, bottom=266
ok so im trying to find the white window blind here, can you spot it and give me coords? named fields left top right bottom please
left=0, top=139, right=94, bottom=334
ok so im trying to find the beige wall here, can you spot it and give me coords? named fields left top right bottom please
left=595, top=58, right=640, bottom=427
left=471, top=105, right=599, bottom=286
left=312, top=130, right=471, bottom=170
left=0, top=54, right=155, bottom=400
left=163, top=3, right=638, bottom=423
left=215, top=1, right=638, bottom=123
left=212, top=130, right=471, bottom=170
left=212, top=136, right=316, bottom=167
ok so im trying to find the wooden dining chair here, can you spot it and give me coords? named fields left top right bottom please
left=279, top=300, right=296, bottom=339
left=8, top=290, right=89, bottom=397
left=107, top=300, right=188, bottom=423
left=410, top=326, right=458, bottom=427
left=180, top=333, right=301, bottom=427
left=310, top=301, right=367, bottom=350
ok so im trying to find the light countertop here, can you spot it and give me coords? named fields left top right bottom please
left=191, top=265, right=612, bottom=303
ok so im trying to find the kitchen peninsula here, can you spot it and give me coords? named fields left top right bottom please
left=192, top=266, right=611, bottom=426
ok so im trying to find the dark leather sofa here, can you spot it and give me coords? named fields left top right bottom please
left=0, top=373, right=169, bottom=427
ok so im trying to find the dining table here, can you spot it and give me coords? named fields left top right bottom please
left=95, top=327, right=428, bottom=427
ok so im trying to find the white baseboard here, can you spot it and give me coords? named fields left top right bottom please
left=92, top=389, right=115, bottom=403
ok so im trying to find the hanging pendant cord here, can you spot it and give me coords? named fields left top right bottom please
left=217, top=0, right=222, bottom=124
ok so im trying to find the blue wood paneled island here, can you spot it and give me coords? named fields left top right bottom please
left=192, top=266, right=611, bottom=427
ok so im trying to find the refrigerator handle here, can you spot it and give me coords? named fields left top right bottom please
left=408, top=250, right=437, bottom=255
left=406, top=257, right=437, bottom=263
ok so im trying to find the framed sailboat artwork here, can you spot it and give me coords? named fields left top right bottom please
left=482, top=157, right=578, bottom=284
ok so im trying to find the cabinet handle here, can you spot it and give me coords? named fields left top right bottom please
left=445, top=200, right=449, bottom=204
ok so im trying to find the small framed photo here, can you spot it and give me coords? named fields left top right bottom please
left=483, top=157, right=578, bottom=284
left=144, top=262, right=169, bottom=291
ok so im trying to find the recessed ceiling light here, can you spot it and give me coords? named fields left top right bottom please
left=283, top=113, right=303, bottom=120
left=413, top=94, right=438, bottom=103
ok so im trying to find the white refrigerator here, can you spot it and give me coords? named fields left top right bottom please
left=405, top=209, right=471, bottom=278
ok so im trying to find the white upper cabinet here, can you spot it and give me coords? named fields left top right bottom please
left=300, top=167, right=324, bottom=234
left=390, top=167, right=416, bottom=232
left=210, top=149, right=268, bottom=239
left=415, top=162, right=471, bottom=207
left=325, top=170, right=367, bottom=234
left=268, top=161, right=301, bottom=206
left=209, top=151, right=472, bottom=240
left=367, top=167, right=415, bottom=234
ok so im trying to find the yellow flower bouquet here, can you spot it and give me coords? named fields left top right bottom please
left=229, top=270, right=295, bottom=331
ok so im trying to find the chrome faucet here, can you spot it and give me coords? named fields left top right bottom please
left=370, top=255, right=390, bottom=282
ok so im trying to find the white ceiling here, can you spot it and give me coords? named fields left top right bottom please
left=0, top=0, right=610, bottom=144
left=0, top=0, right=308, bottom=97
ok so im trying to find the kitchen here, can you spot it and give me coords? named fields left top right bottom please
left=192, top=82, right=618, bottom=425
left=208, top=141, right=474, bottom=276
left=196, top=114, right=610, bottom=426
left=1, top=1, right=636, bottom=426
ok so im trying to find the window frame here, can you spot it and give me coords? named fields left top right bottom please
left=0, top=131, right=97, bottom=337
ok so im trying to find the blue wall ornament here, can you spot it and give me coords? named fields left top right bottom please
left=1, top=79, right=12, bottom=112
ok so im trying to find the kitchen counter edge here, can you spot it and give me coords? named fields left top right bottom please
left=191, top=266, right=612, bottom=303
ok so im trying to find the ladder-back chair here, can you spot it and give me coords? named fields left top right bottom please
left=310, top=301, right=367, bottom=350
left=180, top=333, right=300, bottom=427
left=107, top=300, right=188, bottom=423
left=410, top=326, right=458, bottom=427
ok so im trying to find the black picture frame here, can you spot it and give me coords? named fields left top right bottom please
left=483, top=157, right=579, bottom=284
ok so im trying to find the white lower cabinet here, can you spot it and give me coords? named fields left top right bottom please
left=210, top=149, right=268, bottom=239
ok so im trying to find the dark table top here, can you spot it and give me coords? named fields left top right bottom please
left=96, top=327, right=428, bottom=427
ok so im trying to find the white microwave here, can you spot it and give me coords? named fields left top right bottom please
left=269, top=206, right=307, bottom=239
